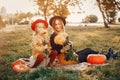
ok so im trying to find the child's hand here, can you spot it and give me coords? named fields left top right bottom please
left=60, top=45, right=70, bottom=53
left=63, top=45, right=70, bottom=51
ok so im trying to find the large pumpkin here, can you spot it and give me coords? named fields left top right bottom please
left=87, top=54, right=106, bottom=64
left=57, top=53, right=77, bottom=65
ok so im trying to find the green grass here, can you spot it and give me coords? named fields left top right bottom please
left=0, top=25, right=120, bottom=80
left=25, top=68, right=79, bottom=80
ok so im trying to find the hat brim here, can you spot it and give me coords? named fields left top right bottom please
left=49, top=16, right=66, bottom=26
left=31, top=19, right=48, bottom=31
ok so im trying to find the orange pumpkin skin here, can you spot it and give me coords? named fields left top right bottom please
left=87, top=54, right=106, bottom=64
left=12, top=60, right=25, bottom=68
left=12, top=60, right=30, bottom=73
left=12, top=64, right=30, bottom=73
left=57, top=53, right=77, bottom=65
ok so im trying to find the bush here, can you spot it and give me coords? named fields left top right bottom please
left=83, top=14, right=98, bottom=23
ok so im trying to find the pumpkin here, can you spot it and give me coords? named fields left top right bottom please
left=57, top=53, right=77, bottom=65
left=87, top=54, right=106, bottom=64
left=12, top=60, right=25, bottom=68
left=12, top=60, right=30, bottom=73
left=12, top=64, right=30, bottom=73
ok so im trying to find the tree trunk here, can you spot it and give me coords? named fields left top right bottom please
left=96, top=0, right=110, bottom=28
left=0, top=16, right=5, bottom=29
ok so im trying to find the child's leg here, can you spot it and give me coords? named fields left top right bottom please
left=76, top=48, right=98, bottom=62
left=47, top=50, right=58, bottom=66
left=76, top=48, right=98, bottom=55
left=32, top=54, right=45, bottom=68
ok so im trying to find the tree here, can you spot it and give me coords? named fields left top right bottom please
left=113, top=0, right=120, bottom=10
left=34, top=0, right=71, bottom=20
left=0, top=16, right=5, bottom=29
left=96, top=0, right=120, bottom=28
left=118, top=17, right=120, bottom=22
left=26, top=12, right=33, bottom=19
left=52, top=1, right=70, bottom=18
left=34, top=0, right=50, bottom=20
left=83, top=14, right=98, bottom=23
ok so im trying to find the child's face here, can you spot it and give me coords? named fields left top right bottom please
left=53, top=19, right=64, bottom=33
left=35, top=23, right=46, bottom=31
left=35, top=23, right=47, bottom=34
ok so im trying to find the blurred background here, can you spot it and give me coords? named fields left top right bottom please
left=0, top=0, right=120, bottom=28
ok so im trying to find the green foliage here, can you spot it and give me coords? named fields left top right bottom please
left=64, top=37, right=76, bottom=61
left=65, top=45, right=76, bottom=61
left=83, top=14, right=98, bottom=23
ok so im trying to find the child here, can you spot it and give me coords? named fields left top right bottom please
left=12, top=19, right=51, bottom=73
left=47, top=16, right=118, bottom=66
left=29, top=19, right=51, bottom=68
left=47, top=16, right=77, bottom=66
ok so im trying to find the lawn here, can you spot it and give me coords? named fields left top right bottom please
left=0, top=25, right=120, bottom=80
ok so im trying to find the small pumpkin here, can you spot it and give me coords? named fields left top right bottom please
left=12, top=64, right=30, bottom=73
left=87, top=54, right=106, bottom=64
left=12, top=60, right=30, bottom=73
left=12, top=60, right=25, bottom=68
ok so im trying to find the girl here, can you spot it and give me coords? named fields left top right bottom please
left=47, top=16, right=77, bottom=66
left=12, top=19, right=51, bottom=73
left=30, top=19, right=51, bottom=68
left=47, top=16, right=117, bottom=66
